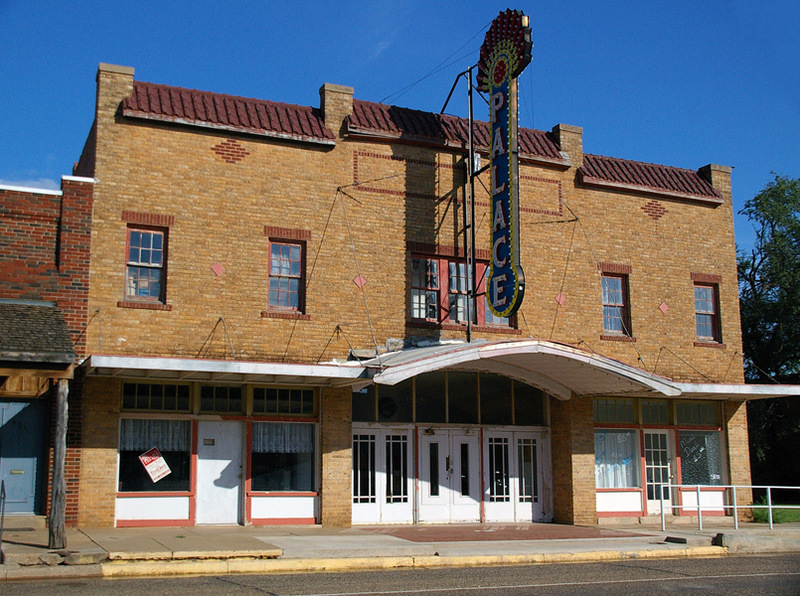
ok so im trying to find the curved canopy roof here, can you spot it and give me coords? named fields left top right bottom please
left=364, top=339, right=680, bottom=400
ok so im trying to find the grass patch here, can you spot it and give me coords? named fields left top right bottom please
left=751, top=497, right=800, bottom=523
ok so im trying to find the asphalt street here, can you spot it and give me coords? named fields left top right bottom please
left=3, top=553, right=800, bottom=595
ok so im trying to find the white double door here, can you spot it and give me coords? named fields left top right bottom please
left=418, top=429, right=481, bottom=523
left=483, top=430, right=546, bottom=522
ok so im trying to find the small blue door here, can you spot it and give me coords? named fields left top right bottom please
left=0, top=400, right=48, bottom=514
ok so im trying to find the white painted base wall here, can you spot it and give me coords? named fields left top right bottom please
left=116, top=496, right=190, bottom=521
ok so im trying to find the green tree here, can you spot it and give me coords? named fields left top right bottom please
left=738, top=174, right=800, bottom=488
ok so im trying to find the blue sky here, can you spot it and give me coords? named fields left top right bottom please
left=1, top=1, right=798, bottom=252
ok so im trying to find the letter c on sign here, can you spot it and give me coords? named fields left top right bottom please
left=493, top=236, right=508, bottom=267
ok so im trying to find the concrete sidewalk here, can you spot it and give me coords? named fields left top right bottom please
left=2, top=518, right=799, bottom=582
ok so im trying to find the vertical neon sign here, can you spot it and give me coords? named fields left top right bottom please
left=477, top=9, right=531, bottom=318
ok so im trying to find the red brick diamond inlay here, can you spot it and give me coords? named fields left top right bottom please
left=642, top=199, right=668, bottom=221
left=212, top=139, right=251, bottom=164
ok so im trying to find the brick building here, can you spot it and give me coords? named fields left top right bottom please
left=0, top=177, right=93, bottom=518
left=4, top=62, right=797, bottom=528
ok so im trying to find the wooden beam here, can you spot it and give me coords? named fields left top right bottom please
left=48, top=379, right=68, bottom=549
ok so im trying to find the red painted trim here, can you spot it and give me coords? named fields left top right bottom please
left=677, top=486, right=727, bottom=493
left=245, top=420, right=253, bottom=524
left=117, top=518, right=190, bottom=527
left=250, top=517, right=316, bottom=526
left=190, top=420, right=198, bottom=524
left=597, top=511, right=645, bottom=518
left=116, top=491, right=193, bottom=498
left=248, top=492, right=318, bottom=498
left=596, top=487, right=643, bottom=493
left=639, top=428, right=648, bottom=516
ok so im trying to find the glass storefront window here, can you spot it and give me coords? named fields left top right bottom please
left=118, top=419, right=191, bottom=492
left=679, top=430, right=722, bottom=486
left=251, top=422, right=315, bottom=492
left=594, top=429, right=640, bottom=488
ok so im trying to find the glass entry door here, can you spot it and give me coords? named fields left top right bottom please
left=483, top=431, right=546, bottom=522
left=644, top=430, right=673, bottom=514
left=352, top=427, right=413, bottom=524
left=418, top=429, right=481, bottom=523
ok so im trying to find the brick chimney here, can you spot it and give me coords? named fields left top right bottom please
left=698, top=164, right=732, bottom=202
left=551, top=123, right=583, bottom=169
left=319, top=83, right=354, bottom=138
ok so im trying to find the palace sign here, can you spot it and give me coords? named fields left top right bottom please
left=477, top=10, right=531, bottom=318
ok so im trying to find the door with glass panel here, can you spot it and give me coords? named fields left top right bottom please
left=644, top=430, right=673, bottom=514
left=418, top=429, right=480, bottom=523
left=483, top=431, right=545, bottom=522
left=352, top=427, right=413, bottom=524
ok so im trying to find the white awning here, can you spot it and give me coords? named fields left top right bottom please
left=364, top=339, right=800, bottom=402
left=81, top=354, right=367, bottom=387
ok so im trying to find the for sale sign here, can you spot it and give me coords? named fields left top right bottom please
left=139, top=447, right=172, bottom=483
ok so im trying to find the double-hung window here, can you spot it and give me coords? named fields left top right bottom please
left=126, top=227, right=166, bottom=302
left=448, top=261, right=468, bottom=323
left=269, top=241, right=304, bottom=311
left=601, top=273, right=631, bottom=336
left=411, top=257, right=440, bottom=320
left=694, top=284, right=721, bottom=342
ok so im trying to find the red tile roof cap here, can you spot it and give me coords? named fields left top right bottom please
left=122, top=81, right=335, bottom=145
left=579, top=154, right=723, bottom=203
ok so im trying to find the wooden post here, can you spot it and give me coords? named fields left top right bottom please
left=48, top=378, right=68, bottom=549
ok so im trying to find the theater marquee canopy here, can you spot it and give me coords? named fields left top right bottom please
left=362, top=339, right=800, bottom=402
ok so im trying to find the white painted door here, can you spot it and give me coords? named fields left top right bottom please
left=352, top=427, right=413, bottom=524
left=484, top=430, right=548, bottom=522
left=644, top=430, right=673, bottom=515
left=484, top=433, right=514, bottom=521
left=418, top=429, right=481, bottom=523
left=196, top=420, right=243, bottom=524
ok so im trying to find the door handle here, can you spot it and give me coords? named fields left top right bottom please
left=445, top=456, right=452, bottom=474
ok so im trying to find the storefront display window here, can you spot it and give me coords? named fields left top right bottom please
left=251, top=422, right=315, bottom=491
left=118, top=419, right=191, bottom=492
left=679, top=430, right=722, bottom=485
left=594, top=429, right=640, bottom=488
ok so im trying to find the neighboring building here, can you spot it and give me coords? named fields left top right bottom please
left=0, top=177, right=93, bottom=517
left=4, top=63, right=797, bottom=528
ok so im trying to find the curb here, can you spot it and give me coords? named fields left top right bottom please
left=94, top=546, right=729, bottom=579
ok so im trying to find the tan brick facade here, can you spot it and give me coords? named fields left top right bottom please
left=59, top=63, right=757, bottom=528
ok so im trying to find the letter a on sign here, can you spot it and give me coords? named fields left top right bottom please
left=477, top=10, right=532, bottom=318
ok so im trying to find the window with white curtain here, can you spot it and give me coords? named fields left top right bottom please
left=594, top=429, right=640, bottom=488
left=251, top=422, right=315, bottom=492
left=118, top=419, right=191, bottom=492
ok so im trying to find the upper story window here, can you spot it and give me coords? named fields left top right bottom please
left=126, top=227, right=166, bottom=302
left=448, top=261, right=468, bottom=323
left=410, top=253, right=511, bottom=328
left=269, top=241, right=304, bottom=311
left=601, top=273, right=631, bottom=336
left=694, top=284, right=721, bottom=342
left=411, top=257, right=439, bottom=320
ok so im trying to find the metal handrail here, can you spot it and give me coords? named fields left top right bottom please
left=658, top=483, right=800, bottom=531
